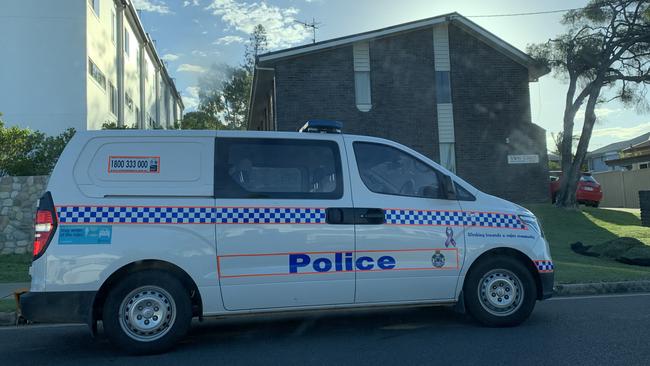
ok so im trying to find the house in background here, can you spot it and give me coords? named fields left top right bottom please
left=0, top=0, right=183, bottom=134
left=604, top=138, right=650, bottom=171
left=248, top=13, right=550, bottom=203
left=587, top=132, right=650, bottom=172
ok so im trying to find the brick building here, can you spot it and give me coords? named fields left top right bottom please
left=248, top=13, right=550, bottom=203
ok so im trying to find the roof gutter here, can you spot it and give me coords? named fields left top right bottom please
left=246, top=65, right=275, bottom=130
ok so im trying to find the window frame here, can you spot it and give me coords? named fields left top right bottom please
left=214, top=137, right=344, bottom=200
left=88, top=0, right=100, bottom=17
left=353, top=141, right=459, bottom=200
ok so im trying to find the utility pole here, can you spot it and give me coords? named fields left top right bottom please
left=295, top=18, right=321, bottom=44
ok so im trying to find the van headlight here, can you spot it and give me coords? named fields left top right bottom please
left=519, top=214, right=544, bottom=237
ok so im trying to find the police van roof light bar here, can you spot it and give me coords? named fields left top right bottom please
left=298, top=120, right=343, bottom=134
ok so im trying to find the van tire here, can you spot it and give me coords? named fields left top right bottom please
left=102, top=270, right=192, bottom=355
left=463, top=256, right=536, bottom=327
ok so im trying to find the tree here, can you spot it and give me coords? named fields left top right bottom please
left=528, top=0, right=650, bottom=208
left=197, top=24, right=268, bottom=130
left=0, top=114, right=75, bottom=177
left=179, top=111, right=220, bottom=130
left=244, top=24, right=269, bottom=73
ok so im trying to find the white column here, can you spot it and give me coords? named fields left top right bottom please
left=433, top=24, right=456, bottom=173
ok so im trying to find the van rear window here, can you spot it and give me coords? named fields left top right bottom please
left=215, top=138, right=343, bottom=199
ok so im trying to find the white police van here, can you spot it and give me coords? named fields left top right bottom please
left=21, top=121, right=553, bottom=354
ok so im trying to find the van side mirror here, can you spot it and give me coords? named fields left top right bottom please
left=442, top=175, right=457, bottom=200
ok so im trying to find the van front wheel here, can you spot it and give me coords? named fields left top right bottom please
left=102, top=270, right=192, bottom=354
left=464, top=256, right=536, bottom=327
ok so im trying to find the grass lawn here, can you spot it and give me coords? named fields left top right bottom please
left=0, top=299, right=16, bottom=313
left=526, top=204, right=650, bottom=284
left=0, top=254, right=31, bottom=283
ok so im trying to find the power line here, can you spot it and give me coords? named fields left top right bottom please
left=466, top=1, right=609, bottom=18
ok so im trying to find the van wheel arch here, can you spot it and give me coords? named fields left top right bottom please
left=91, top=260, right=203, bottom=326
left=463, top=248, right=543, bottom=301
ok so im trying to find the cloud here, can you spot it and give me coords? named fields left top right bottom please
left=177, top=64, right=208, bottom=73
left=132, top=0, right=172, bottom=14
left=192, top=50, right=208, bottom=57
left=214, top=35, right=245, bottom=45
left=206, top=0, right=310, bottom=49
left=161, top=53, right=180, bottom=62
left=183, top=86, right=201, bottom=110
left=592, top=122, right=650, bottom=140
left=575, top=107, right=622, bottom=121
left=183, top=0, right=200, bottom=6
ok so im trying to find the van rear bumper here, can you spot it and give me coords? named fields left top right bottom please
left=539, top=272, right=554, bottom=300
left=20, top=291, right=95, bottom=324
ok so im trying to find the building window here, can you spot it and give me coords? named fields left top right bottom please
left=125, top=92, right=133, bottom=111
left=215, top=138, right=343, bottom=199
left=124, top=29, right=130, bottom=57
left=111, top=10, right=116, bottom=43
left=88, top=0, right=100, bottom=16
left=353, top=42, right=371, bottom=112
left=640, top=163, right=649, bottom=169
left=435, top=71, right=452, bottom=104
left=88, top=58, right=106, bottom=90
left=353, top=142, right=444, bottom=199
left=108, top=82, right=117, bottom=116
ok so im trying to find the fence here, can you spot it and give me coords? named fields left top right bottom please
left=0, top=176, right=49, bottom=254
left=593, top=169, right=650, bottom=208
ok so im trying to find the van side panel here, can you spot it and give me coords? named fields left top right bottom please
left=42, top=132, right=221, bottom=314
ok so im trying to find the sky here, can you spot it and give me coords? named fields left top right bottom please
left=132, top=0, right=650, bottom=151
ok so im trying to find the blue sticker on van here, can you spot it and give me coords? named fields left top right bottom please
left=58, top=225, right=112, bottom=245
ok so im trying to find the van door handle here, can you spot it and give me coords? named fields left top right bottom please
left=355, top=208, right=385, bottom=225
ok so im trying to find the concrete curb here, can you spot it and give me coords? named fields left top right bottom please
left=554, top=280, right=650, bottom=297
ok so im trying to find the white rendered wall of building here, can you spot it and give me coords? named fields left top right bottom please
left=86, top=0, right=118, bottom=130
left=122, top=18, right=141, bottom=128
left=0, top=0, right=87, bottom=135
left=143, top=50, right=157, bottom=128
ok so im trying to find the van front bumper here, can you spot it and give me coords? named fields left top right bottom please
left=540, top=272, right=554, bottom=300
left=20, top=291, right=95, bottom=324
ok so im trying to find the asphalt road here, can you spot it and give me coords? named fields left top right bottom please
left=2, top=293, right=650, bottom=366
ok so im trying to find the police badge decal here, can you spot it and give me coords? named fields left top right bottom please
left=431, top=250, right=446, bottom=268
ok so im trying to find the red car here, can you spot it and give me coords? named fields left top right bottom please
left=550, top=172, right=603, bottom=207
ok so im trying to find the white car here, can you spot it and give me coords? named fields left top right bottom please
left=21, top=121, right=554, bottom=354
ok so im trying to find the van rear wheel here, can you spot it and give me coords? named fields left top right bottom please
left=102, top=270, right=192, bottom=354
left=464, top=256, right=536, bottom=327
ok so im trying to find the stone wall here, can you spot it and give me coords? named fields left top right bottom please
left=0, top=176, right=49, bottom=255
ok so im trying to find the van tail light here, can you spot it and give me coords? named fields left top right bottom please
left=33, top=192, right=57, bottom=260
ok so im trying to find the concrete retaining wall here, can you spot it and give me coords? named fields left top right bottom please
left=0, top=176, right=48, bottom=255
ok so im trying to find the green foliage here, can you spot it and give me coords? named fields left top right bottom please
left=196, top=24, right=268, bottom=130
left=180, top=111, right=220, bottom=130
left=101, top=121, right=135, bottom=130
left=527, top=1, right=650, bottom=208
left=0, top=254, right=32, bottom=283
left=0, top=115, right=75, bottom=177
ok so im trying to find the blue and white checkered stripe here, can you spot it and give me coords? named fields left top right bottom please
left=385, top=209, right=525, bottom=229
left=536, top=260, right=554, bottom=272
left=56, top=206, right=326, bottom=225
left=385, top=209, right=465, bottom=226
left=214, top=207, right=326, bottom=224
left=464, top=212, right=526, bottom=230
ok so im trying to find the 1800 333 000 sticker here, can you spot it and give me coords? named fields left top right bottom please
left=108, top=156, right=160, bottom=174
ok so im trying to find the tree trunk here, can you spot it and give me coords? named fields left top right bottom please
left=555, top=75, right=581, bottom=208
left=557, top=84, right=602, bottom=208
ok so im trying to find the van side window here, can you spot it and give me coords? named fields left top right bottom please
left=215, top=138, right=343, bottom=199
left=353, top=142, right=443, bottom=199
